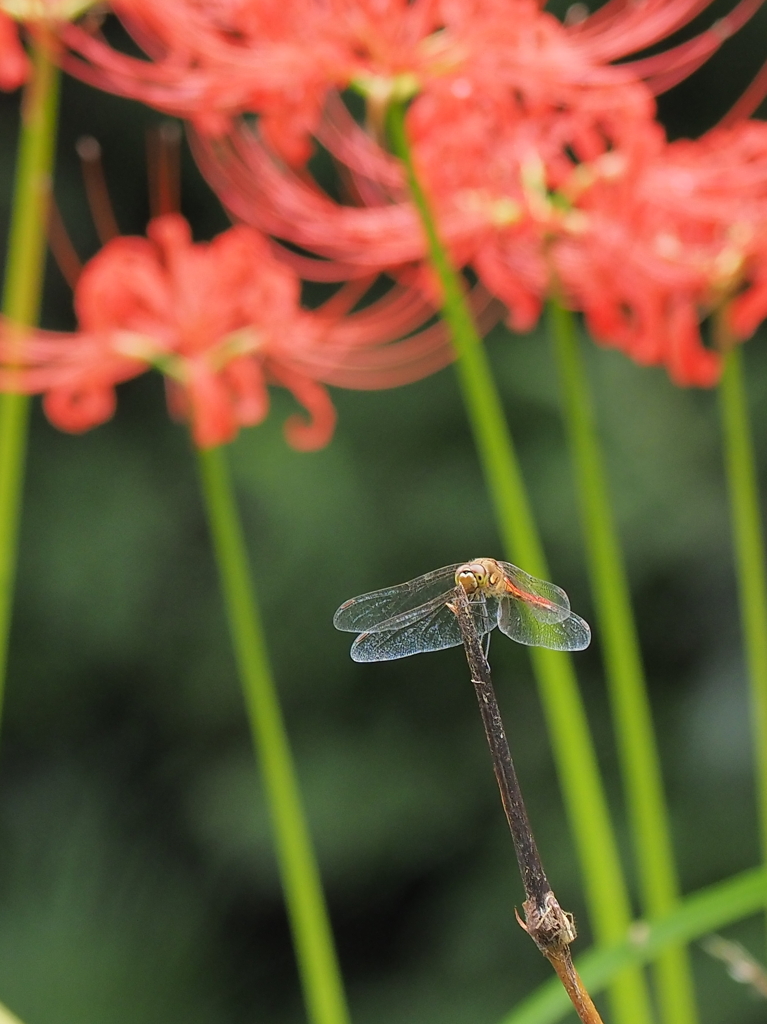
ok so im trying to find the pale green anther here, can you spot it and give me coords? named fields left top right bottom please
left=520, top=154, right=547, bottom=199
left=391, top=72, right=420, bottom=102
left=549, top=192, right=572, bottom=213
left=351, top=72, right=420, bottom=106
left=1, top=0, right=96, bottom=17
left=568, top=164, right=596, bottom=193
left=490, top=197, right=522, bottom=226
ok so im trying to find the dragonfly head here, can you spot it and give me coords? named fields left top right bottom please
left=455, top=558, right=504, bottom=596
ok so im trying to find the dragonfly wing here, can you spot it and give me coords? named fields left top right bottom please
left=349, top=592, right=498, bottom=662
left=333, top=564, right=460, bottom=633
left=473, top=594, right=500, bottom=635
left=497, top=561, right=571, bottom=624
left=350, top=596, right=462, bottom=662
left=498, top=597, right=591, bottom=652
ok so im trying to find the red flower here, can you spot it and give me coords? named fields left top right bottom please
left=0, top=213, right=467, bottom=447
left=552, top=120, right=767, bottom=386
left=188, top=0, right=758, bottom=288
left=60, top=0, right=757, bottom=158
left=61, top=0, right=476, bottom=162
left=56, top=0, right=767, bottom=389
left=188, top=0, right=661, bottom=323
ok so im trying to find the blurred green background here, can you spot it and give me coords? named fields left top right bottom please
left=1, top=7, right=767, bottom=1024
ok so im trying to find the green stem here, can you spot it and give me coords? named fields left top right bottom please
left=550, top=301, right=698, bottom=1024
left=196, top=446, right=351, bottom=1024
left=718, top=344, right=767, bottom=949
left=0, top=39, right=60, bottom=724
left=386, top=102, right=654, bottom=1024
left=0, top=1001, right=25, bottom=1024
left=502, top=864, right=767, bottom=1024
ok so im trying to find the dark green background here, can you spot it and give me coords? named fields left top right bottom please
left=1, top=7, right=767, bottom=1023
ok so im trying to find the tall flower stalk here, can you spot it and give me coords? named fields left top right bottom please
left=386, top=99, right=654, bottom=1024
left=197, top=445, right=351, bottom=1024
left=0, top=35, right=60, bottom=726
left=0, top=998, right=26, bottom=1024
left=550, top=300, right=698, bottom=1024
left=717, top=341, right=767, bottom=950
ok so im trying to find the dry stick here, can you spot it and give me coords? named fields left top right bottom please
left=449, top=586, right=605, bottom=1024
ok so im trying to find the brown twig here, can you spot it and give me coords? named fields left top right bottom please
left=448, top=585, right=605, bottom=1024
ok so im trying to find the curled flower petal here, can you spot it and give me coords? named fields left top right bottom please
left=0, top=11, right=28, bottom=90
left=728, top=275, right=767, bottom=339
left=473, top=235, right=546, bottom=333
left=75, top=235, right=173, bottom=335
left=666, top=299, right=721, bottom=387
left=270, top=367, right=337, bottom=451
left=185, top=359, right=238, bottom=449
left=223, top=356, right=270, bottom=427
left=43, top=382, right=117, bottom=432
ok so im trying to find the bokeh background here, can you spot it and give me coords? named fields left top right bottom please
left=1, top=5, right=767, bottom=1023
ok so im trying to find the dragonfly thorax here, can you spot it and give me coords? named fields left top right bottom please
left=455, top=558, right=507, bottom=597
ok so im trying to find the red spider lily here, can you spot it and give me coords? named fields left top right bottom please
left=57, top=0, right=767, bottom=389
left=187, top=3, right=662, bottom=339
left=552, top=120, right=767, bottom=386
left=61, top=0, right=476, bottom=162
left=58, top=0, right=761, bottom=160
left=185, top=1, right=767, bottom=389
left=0, top=213, right=468, bottom=448
left=186, top=0, right=760, bottom=279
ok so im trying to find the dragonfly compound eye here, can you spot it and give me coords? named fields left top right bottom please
left=456, top=561, right=490, bottom=594
left=469, top=562, right=487, bottom=585
left=456, top=566, right=481, bottom=594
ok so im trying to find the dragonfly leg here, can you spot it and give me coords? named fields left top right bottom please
left=483, top=631, right=492, bottom=660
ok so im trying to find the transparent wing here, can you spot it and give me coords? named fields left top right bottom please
left=333, top=563, right=461, bottom=633
left=497, top=561, right=571, bottom=624
left=349, top=592, right=499, bottom=662
left=498, top=598, right=591, bottom=652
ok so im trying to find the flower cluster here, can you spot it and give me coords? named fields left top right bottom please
left=181, top=0, right=767, bottom=385
left=554, top=120, right=767, bottom=384
left=4, top=0, right=767, bottom=445
left=1, top=212, right=459, bottom=448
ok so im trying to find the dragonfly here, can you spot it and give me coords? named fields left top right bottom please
left=334, top=557, right=591, bottom=663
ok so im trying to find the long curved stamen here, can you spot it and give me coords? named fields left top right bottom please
left=76, top=134, right=120, bottom=243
